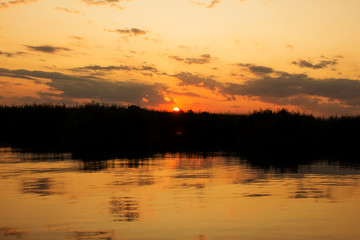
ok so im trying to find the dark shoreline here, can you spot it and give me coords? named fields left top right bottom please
left=1, top=103, right=359, bottom=163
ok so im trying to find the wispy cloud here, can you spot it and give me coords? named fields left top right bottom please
left=54, top=7, right=80, bottom=14
left=107, top=28, right=147, bottom=36
left=192, top=0, right=221, bottom=8
left=0, top=50, right=26, bottom=58
left=284, top=44, right=294, bottom=50
left=167, top=90, right=203, bottom=98
left=82, top=0, right=131, bottom=10
left=169, top=54, right=213, bottom=65
left=69, top=64, right=162, bottom=76
left=0, top=0, right=36, bottom=9
left=25, top=45, right=71, bottom=54
left=206, top=0, right=221, bottom=8
left=69, top=36, right=85, bottom=41
left=72, top=65, right=132, bottom=72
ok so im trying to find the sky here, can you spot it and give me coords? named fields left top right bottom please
left=1, top=0, right=360, bottom=115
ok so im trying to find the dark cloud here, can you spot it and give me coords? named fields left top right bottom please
left=0, top=68, right=169, bottom=106
left=0, top=68, right=38, bottom=80
left=42, top=80, right=167, bottom=106
left=54, top=7, right=80, bottom=14
left=221, top=73, right=360, bottom=107
left=0, top=0, right=36, bottom=9
left=107, top=28, right=147, bottom=36
left=172, top=72, right=220, bottom=90
left=292, top=59, right=338, bottom=69
left=0, top=50, right=26, bottom=58
left=172, top=64, right=360, bottom=114
left=169, top=54, right=213, bottom=65
left=237, top=63, right=274, bottom=75
left=140, top=65, right=159, bottom=72
left=25, top=45, right=71, bottom=54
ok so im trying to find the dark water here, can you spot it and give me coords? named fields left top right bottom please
left=1, top=148, right=360, bottom=240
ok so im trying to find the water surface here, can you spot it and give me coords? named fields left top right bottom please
left=1, top=148, right=360, bottom=240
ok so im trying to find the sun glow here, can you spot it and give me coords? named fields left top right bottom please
left=173, top=107, right=180, bottom=112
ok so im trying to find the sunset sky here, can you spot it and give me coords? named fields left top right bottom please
left=1, top=0, right=360, bottom=115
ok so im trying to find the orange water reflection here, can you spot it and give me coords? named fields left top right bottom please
left=1, top=149, right=360, bottom=239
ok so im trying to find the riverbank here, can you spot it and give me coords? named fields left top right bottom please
left=1, top=103, right=359, bottom=162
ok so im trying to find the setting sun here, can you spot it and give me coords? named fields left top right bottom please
left=173, top=107, right=180, bottom=112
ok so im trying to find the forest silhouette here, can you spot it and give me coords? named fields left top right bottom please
left=0, top=103, right=359, bottom=162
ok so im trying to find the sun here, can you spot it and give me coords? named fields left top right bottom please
left=173, top=107, right=180, bottom=112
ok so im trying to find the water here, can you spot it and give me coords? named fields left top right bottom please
left=1, top=148, right=360, bottom=240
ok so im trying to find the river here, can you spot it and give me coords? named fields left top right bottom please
left=1, top=147, right=360, bottom=240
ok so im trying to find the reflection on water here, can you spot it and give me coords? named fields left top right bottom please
left=70, top=230, right=115, bottom=240
left=109, top=197, right=139, bottom=222
left=0, top=227, right=27, bottom=238
left=22, top=178, right=57, bottom=196
left=1, top=147, right=360, bottom=239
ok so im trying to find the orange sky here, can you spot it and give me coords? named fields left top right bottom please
left=1, top=0, right=360, bottom=115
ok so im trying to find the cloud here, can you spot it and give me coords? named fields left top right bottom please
left=72, top=65, right=132, bottom=72
left=54, top=7, right=80, bottom=14
left=221, top=73, right=360, bottom=107
left=0, top=68, right=170, bottom=106
left=172, top=64, right=360, bottom=114
left=0, top=50, right=26, bottom=58
left=69, top=64, right=162, bottom=75
left=227, top=65, right=360, bottom=108
left=0, top=0, right=36, bottom=9
left=207, top=0, right=221, bottom=8
left=192, top=0, right=221, bottom=8
left=285, top=44, right=294, bottom=50
left=107, top=28, right=147, bottom=36
left=82, top=0, right=131, bottom=10
left=169, top=54, right=213, bottom=65
left=292, top=58, right=338, bottom=69
left=25, top=45, right=71, bottom=54
left=69, top=36, right=85, bottom=41
left=172, top=72, right=220, bottom=90
left=237, top=63, right=274, bottom=75
left=167, top=90, right=203, bottom=98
